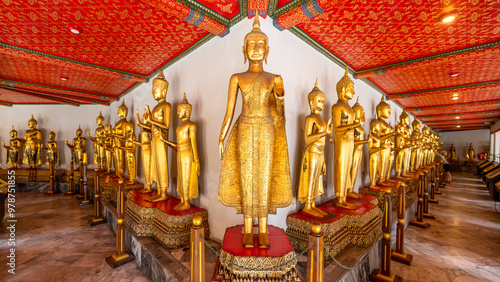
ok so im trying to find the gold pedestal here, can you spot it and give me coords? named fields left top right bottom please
left=105, top=251, right=135, bottom=268
left=370, top=269, right=403, bottom=282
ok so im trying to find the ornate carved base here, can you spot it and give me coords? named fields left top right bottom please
left=62, top=169, right=95, bottom=187
left=0, top=168, right=50, bottom=183
left=125, top=190, right=209, bottom=249
left=213, top=225, right=303, bottom=281
left=287, top=195, right=381, bottom=258
left=101, top=179, right=143, bottom=202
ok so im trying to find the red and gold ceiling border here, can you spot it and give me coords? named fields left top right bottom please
left=419, top=111, right=500, bottom=121
left=407, top=100, right=500, bottom=114
left=270, top=0, right=342, bottom=30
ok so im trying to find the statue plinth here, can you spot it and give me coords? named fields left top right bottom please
left=286, top=194, right=381, bottom=258
left=213, top=225, right=303, bottom=281
left=100, top=177, right=142, bottom=202
left=125, top=189, right=209, bottom=249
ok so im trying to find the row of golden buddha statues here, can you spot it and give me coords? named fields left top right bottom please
left=2, top=16, right=444, bottom=251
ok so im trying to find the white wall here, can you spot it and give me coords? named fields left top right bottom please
left=439, top=129, right=490, bottom=161
left=1, top=17, right=411, bottom=242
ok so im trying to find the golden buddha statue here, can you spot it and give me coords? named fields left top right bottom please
left=394, top=123, right=405, bottom=177
left=87, top=112, right=107, bottom=171
left=159, top=94, right=200, bottom=211
left=23, top=114, right=43, bottom=168
left=297, top=82, right=331, bottom=218
left=218, top=16, right=292, bottom=248
left=348, top=98, right=368, bottom=199
left=368, top=119, right=382, bottom=188
left=331, top=67, right=361, bottom=209
left=410, top=120, right=422, bottom=170
left=467, top=143, right=475, bottom=161
left=421, top=126, right=430, bottom=166
left=372, top=98, right=396, bottom=185
left=65, top=126, right=86, bottom=168
left=2, top=126, right=22, bottom=168
left=103, top=122, right=114, bottom=173
left=399, top=111, right=413, bottom=176
left=141, top=71, right=171, bottom=202
left=134, top=110, right=154, bottom=193
left=110, top=102, right=131, bottom=179
left=121, top=126, right=137, bottom=184
left=45, top=129, right=59, bottom=166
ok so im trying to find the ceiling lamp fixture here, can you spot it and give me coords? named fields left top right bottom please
left=452, top=93, right=459, bottom=100
left=455, top=116, right=460, bottom=119
left=68, top=26, right=83, bottom=35
left=457, top=125, right=460, bottom=128
left=61, top=77, right=69, bottom=81
left=438, top=10, right=458, bottom=23
left=449, top=72, right=459, bottom=77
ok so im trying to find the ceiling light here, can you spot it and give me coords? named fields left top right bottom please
left=449, top=72, right=459, bottom=77
left=68, top=26, right=83, bottom=34
left=61, top=77, right=69, bottom=81
left=438, top=11, right=458, bottom=23
left=454, top=109, right=458, bottom=111
left=455, top=116, right=459, bottom=119
left=457, top=125, right=460, bottom=128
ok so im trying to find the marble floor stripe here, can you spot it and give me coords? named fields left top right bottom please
left=390, top=172, right=500, bottom=282
left=1, top=171, right=500, bottom=281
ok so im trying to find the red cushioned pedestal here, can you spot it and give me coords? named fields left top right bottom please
left=124, top=190, right=209, bottom=249
left=286, top=194, right=381, bottom=257
left=213, top=225, right=303, bottom=281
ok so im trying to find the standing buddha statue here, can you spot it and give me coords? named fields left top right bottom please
left=400, top=111, right=413, bottom=176
left=135, top=109, right=154, bottom=193
left=65, top=126, right=86, bottom=168
left=373, top=98, right=396, bottom=185
left=2, top=126, right=22, bottom=168
left=331, top=67, right=361, bottom=209
left=87, top=112, right=107, bottom=171
left=297, top=81, right=331, bottom=218
left=45, top=129, right=59, bottom=166
left=142, top=71, right=171, bottom=202
left=23, top=114, right=43, bottom=168
left=348, top=98, right=368, bottom=198
left=160, top=94, right=200, bottom=211
left=111, top=102, right=131, bottom=179
left=467, top=143, right=475, bottom=161
left=411, top=120, right=422, bottom=170
left=218, top=16, right=292, bottom=248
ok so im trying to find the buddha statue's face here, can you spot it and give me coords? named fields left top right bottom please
left=354, top=107, right=365, bottom=125
left=118, top=107, right=128, bottom=119
left=76, top=129, right=82, bottom=137
left=28, top=120, right=37, bottom=129
left=49, top=133, right=55, bottom=141
left=178, top=106, right=191, bottom=120
left=96, top=117, right=104, bottom=127
left=342, top=83, right=355, bottom=100
left=10, top=131, right=17, bottom=139
left=244, top=33, right=268, bottom=63
left=378, top=105, right=390, bottom=119
left=152, top=82, right=166, bottom=101
left=402, top=115, right=410, bottom=126
left=310, top=93, right=325, bottom=112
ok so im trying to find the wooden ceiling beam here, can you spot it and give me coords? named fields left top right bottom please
left=3, top=88, right=80, bottom=106
left=0, top=79, right=118, bottom=102
left=419, top=110, right=500, bottom=120
left=355, top=41, right=500, bottom=79
left=0, top=100, right=12, bottom=107
left=0, top=86, right=109, bottom=105
left=406, top=100, right=500, bottom=112
left=272, top=0, right=346, bottom=30
left=138, top=0, right=229, bottom=36
left=386, top=80, right=500, bottom=100
left=0, top=44, right=148, bottom=83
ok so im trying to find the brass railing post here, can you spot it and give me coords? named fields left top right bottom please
left=391, top=183, right=413, bottom=265
left=45, top=160, right=56, bottom=195
left=106, top=179, right=135, bottom=268
left=77, top=159, right=84, bottom=200
left=307, top=223, right=323, bottom=282
left=423, top=168, right=435, bottom=219
left=65, top=158, right=78, bottom=195
left=80, top=154, right=91, bottom=206
left=89, top=169, right=107, bottom=226
left=190, top=216, right=205, bottom=282
left=370, top=186, right=402, bottom=282
left=410, top=171, right=430, bottom=228
left=429, top=165, right=439, bottom=204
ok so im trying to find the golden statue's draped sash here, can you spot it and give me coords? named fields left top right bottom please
left=219, top=73, right=292, bottom=216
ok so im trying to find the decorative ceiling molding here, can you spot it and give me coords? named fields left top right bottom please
left=429, top=118, right=496, bottom=125
left=272, top=0, right=343, bottom=30
left=406, top=100, right=500, bottom=112
left=0, top=79, right=118, bottom=102
left=387, top=81, right=500, bottom=100
left=0, top=86, right=109, bottom=105
left=355, top=42, right=500, bottom=79
left=419, top=111, right=500, bottom=120
left=3, top=88, right=80, bottom=106
left=249, top=0, right=269, bottom=16
left=0, top=101, right=12, bottom=107
left=0, top=44, right=148, bottom=83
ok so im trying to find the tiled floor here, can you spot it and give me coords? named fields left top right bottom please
left=1, top=172, right=499, bottom=281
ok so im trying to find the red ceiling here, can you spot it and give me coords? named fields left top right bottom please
left=0, top=0, right=499, bottom=131
left=297, top=0, right=500, bottom=70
